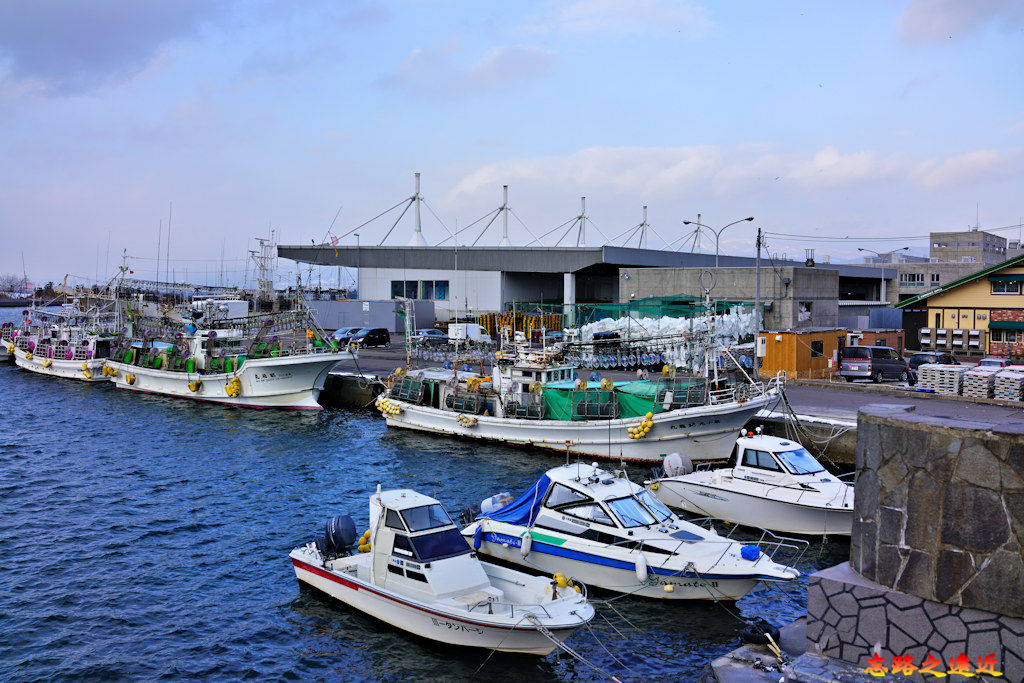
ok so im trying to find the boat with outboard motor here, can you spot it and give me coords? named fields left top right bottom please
left=462, top=463, right=802, bottom=600
left=7, top=299, right=123, bottom=382
left=290, top=487, right=595, bottom=655
left=649, top=433, right=853, bottom=536
left=376, top=342, right=782, bottom=464
left=105, top=307, right=355, bottom=409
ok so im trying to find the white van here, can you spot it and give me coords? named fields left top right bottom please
left=448, top=323, right=493, bottom=344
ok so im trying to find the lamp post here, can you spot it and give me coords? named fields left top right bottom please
left=858, top=246, right=909, bottom=263
left=683, top=216, right=755, bottom=267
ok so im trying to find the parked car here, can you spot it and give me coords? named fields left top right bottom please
left=330, top=326, right=363, bottom=344
left=411, top=328, right=447, bottom=345
left=977, top=357, right=1009, bottom=368
left=840, top=346, right=909, bottom=383
left=348, top=328, right=391, bottom=348
left=906, top=351, right=958, bottom=386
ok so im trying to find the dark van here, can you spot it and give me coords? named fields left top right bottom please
left=840, top=346, right=909, bottom=383
left=349, top=328, right=391, bottom=348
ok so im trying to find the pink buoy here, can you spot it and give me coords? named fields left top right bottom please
left=27, top=341, right=35, bottom=351
left=47, top=347, right=54, bottom=358
left=65, top=349, right=73, bottom=360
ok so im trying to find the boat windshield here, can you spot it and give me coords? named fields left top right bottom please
left=606, top=496, right=658, bottom=528
left=636, top=490, right=673, bottom=523
left=401, top=504, right=454, bottom=532
left=776, top=448, right=825, bottom=475
left=410, top=527, right=473, bottom=562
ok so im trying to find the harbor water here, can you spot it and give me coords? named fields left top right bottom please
left=0, top=312, right=848, bottom=680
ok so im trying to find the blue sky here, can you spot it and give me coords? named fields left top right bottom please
left=1, top=0, right=1022, bottom=286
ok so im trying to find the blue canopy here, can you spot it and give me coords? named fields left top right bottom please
left=479, top=474, right=551, bottom=527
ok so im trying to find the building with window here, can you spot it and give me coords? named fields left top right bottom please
left=896, top=254, right=1024, bottom=356
left=930, top=229, right=1007, bottom=265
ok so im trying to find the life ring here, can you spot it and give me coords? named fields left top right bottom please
left=529, top=381, right=543, bottom=395
left=467, top=377, right=481, bottom=391
left=394, top=367, right=407, bottom=378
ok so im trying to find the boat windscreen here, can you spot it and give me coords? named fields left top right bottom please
left=410, top=527, right=472, bottom=561
left=607, top=496, right=658, bottom=528
left=401, top=504, right=454, bottom=532
left=776, top=448, right=825, bottom=475
left=636, top=490, right=673, bottom=523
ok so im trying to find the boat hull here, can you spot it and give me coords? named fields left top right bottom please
left=105, top=353, right=351, bottom=410
left=473, top=529, right=763, bottom=600
left=383, top=392, right=774, bottom=463
left=654, top=479, right=853, bottom=536
left=13, top=347, right=109, bottom=382
left=291, top=555, right=582, bottom=655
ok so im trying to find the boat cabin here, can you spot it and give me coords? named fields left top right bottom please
left=485, top=464, right=706, bottom=545
left=368, top=489, right=498, bottom=606
left=729, top=434, right=835, bottom=485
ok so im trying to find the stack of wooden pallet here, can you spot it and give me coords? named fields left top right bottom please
left=962, top=367, right=998, bottom=399
left=918, top=363, right=967, bottom=395
left=994, top=367, right=1024, bottom=401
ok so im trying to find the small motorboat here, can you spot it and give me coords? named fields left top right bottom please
left=462, top=463, right=802, bottom=601
left=649, top=433, right=853, bottom=536
left=290, top=487, right=594, bottom=655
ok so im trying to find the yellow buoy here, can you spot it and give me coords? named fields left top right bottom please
left=645, top=412, right=653, bottom=420
left=651, top=482, right=659, bottom=491
left=664, top=584, right=674, bottom=593
left=42, top=359, right=52, bottom=368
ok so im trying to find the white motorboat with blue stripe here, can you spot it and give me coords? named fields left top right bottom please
left=462, top=463, right=803, bottom=600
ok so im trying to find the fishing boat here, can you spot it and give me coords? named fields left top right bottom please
left=649, top=433, right=853, bottom=536
left=290, top=487, right=595, bottom=655
left=8, top=300, right=122, bottom=382
left=104, top=309, right=355, bottom=410
left=462, top=463, right=802, bottom=600
left=376, top=343, right=782, bottom=463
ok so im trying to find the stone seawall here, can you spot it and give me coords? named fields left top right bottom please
left=851, top=405, right=1024, bottom=619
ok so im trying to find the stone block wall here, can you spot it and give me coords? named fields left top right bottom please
left=851, top=405, right=1024, bottom=619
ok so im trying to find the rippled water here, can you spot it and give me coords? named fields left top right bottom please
left=0, top=311, right=849, bottom=681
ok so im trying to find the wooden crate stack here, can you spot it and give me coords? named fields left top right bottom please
left=962, top=367, right=998, bottom=399
left=994, top=368, right=1024, bottom=401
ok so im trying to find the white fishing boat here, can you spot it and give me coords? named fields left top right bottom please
left=8, top=300, right=123, bottom=382
left=105, top=309, right=355, bottom=410
left=462, top=463, right=802, bottom=600
left=376, top=348, right=782, bottom=463
left=290, top=488, right=594, bottom=655
left=649, top=433, right=854, bottom=536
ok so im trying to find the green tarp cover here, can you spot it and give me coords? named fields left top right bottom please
left=987, top=275, right=1024, bottom=282
left=541, top=386, right=616, bottom=421
left=989, top=320, right=1024, bottom=330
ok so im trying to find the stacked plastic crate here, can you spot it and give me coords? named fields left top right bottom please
left=994, top=367, right=1024, bottom=401
left=931, top=364, right=968, bottom=396
left=961, top=367, right=998, bottom=399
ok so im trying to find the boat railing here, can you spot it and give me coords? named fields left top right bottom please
left=683, top=517, right=810, bottom=570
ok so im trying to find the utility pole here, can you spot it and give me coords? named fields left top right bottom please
left=754, top=227, right=762, bottom=379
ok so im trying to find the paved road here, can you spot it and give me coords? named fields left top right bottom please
left=340, top=343, right=1024, bottom=427
left=781, top=384, right=1024, bottom=425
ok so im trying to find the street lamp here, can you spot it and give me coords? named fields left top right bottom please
left=683, top=217, right=755, bottom=267
left=858, top=246, right=909, bottom=264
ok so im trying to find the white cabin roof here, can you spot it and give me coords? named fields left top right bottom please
left=544, top=463, right=641, bottom=501
left=736, top=434, right=806, bottom=453
left=377, top=488, right=441, bottom=511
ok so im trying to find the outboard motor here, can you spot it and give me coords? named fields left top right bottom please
left=663, top=452, right=693, bottom=477
left=315, top=515, right=357, bottom=558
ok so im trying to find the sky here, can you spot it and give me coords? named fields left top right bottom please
left=1, top=0, right=1023, bottom=288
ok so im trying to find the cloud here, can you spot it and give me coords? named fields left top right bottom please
left=899, top=70, right=940, bottom=98
left=908, top=149, right=1024, bottom=190
left=447, top=144, right=1024, bottom=201
left=0, top=0, right=222, bottom=95
left=895, top=0, right=1024, bottom=44
left=380, top=43, right=557, bottom=97
left=524, top=0, right=711, bottom=37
